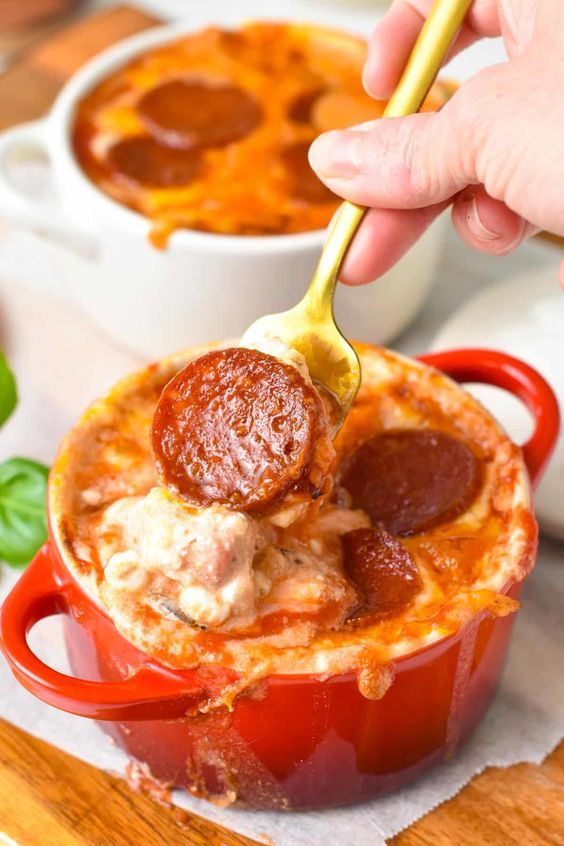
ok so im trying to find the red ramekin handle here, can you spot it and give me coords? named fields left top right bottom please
left=419, top=348, right=560, bottom=488
left=0, top=544, right=205, bottom=720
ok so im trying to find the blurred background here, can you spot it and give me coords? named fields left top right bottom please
left=0, top=0, right=506, bottom=100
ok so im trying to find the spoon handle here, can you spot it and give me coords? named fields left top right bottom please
left=385, top=0, right=473, bottom=118
left=305, top=0, right=473, bottom=312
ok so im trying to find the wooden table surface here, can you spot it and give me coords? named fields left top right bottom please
left=0, top=6, right=563, bottom=844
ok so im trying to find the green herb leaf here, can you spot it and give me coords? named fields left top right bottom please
left=0, top=351, right=17, bottom=428
left=0, top=458, right=49, bottom=567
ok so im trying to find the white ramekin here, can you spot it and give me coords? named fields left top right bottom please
left=0, top=21, right=445, bottom=359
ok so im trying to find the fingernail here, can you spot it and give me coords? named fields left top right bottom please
left=309, top=132, right=364, bottom=179
left=467, top=197, right=501, bottom=241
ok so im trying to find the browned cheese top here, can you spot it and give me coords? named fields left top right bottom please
left=49, top=344, right=536, bottom=685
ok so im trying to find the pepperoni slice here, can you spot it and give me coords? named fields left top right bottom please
left=137, top=80, right=262, bottom=149
left=341, top=429, right=481, bottom=536
left=107, top=136, right=201, bottom=188
left=151, top=348, right=332, bottom=513
left=343, top=529, right=421, bottom=622
left=343, top=528, right=422, bottom=622
left=280, top=142, right=335, bottom=203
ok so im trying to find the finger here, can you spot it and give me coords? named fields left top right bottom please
left=558, top=258, right=564, bottom=291
left=309, top=106, right=474, bottom=210
left=452, top=186, right=539, bottom=255
left=338, top=202, right=449, bottom=286
left=363, top=0, right=501, bottom=99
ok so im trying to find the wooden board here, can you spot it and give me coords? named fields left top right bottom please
left=0, top=5, right=563, bottom=844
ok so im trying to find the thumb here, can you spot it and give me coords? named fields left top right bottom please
left=308, top=104, right=474, bottom=210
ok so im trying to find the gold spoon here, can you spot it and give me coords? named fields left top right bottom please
left=245, top=0, right=472, bottom=426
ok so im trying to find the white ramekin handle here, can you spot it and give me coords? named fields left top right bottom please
left=0, top=119, right=97, bottom=257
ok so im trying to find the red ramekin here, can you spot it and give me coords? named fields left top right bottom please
left=0, top=348, right=559, bottom=809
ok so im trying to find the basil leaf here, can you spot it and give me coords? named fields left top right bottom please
left=0, top=458, right=49, bottom=567
left=0, top=351, right=17, bottom=427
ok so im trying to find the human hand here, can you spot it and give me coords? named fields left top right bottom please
left=309, top=0, right=564, bottom=287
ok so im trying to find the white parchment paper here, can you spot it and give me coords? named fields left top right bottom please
left=0, top=222, right=563, bottom=845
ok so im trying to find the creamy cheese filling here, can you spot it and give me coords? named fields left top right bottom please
left=96, top=485, right=369, bottom=631
left=100, top=487, right=267, bottom=627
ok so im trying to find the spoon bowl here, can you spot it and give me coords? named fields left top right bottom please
left=244, top=303, right=361, bottom=428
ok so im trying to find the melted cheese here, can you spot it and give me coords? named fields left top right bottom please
left=49, top=344, right=536, bottom=690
